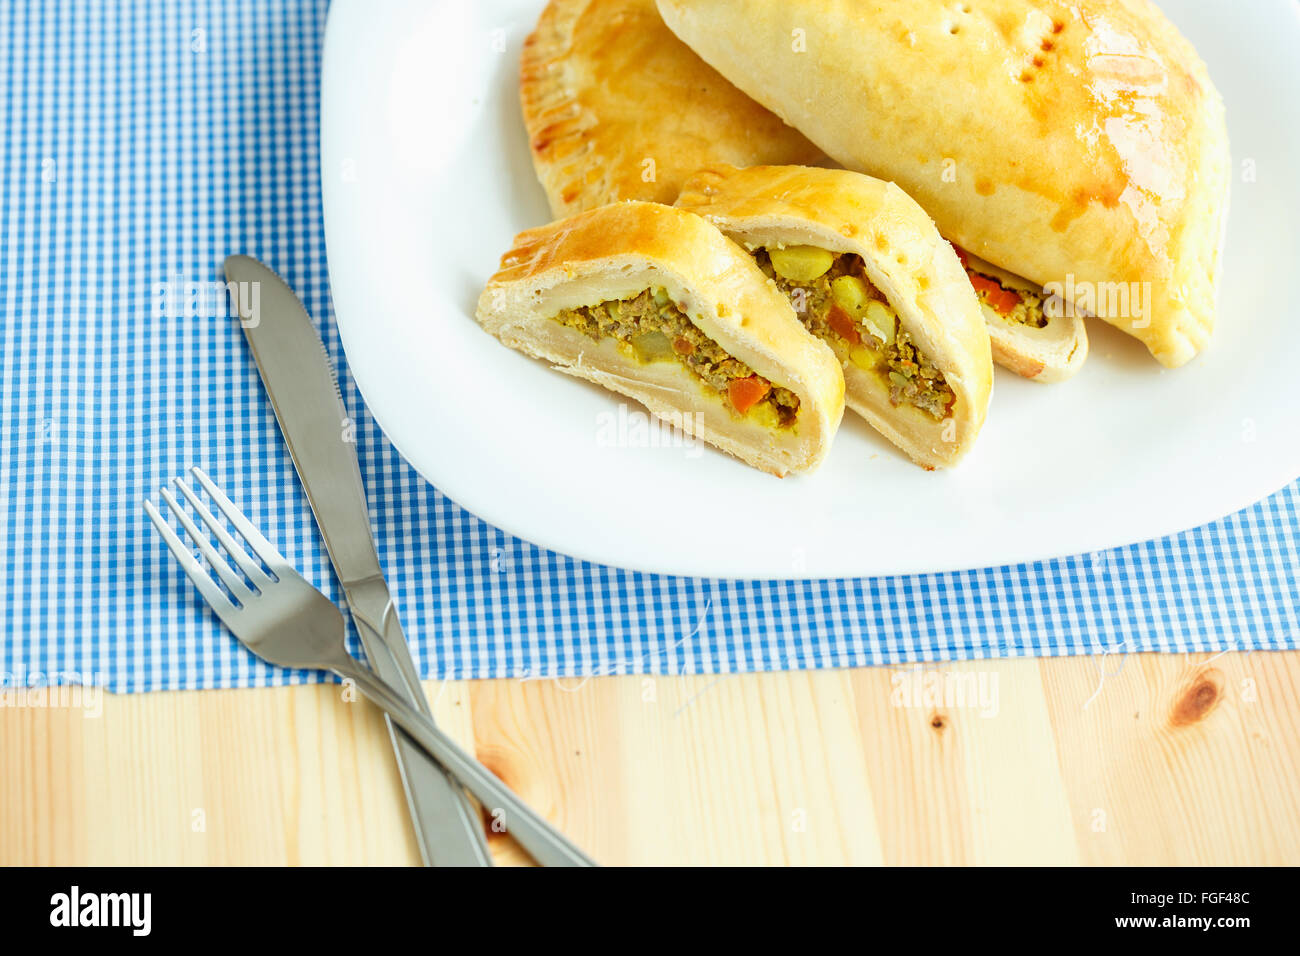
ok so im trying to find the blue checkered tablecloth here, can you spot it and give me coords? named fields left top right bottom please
left=1, top=1, right=1297, bottom=693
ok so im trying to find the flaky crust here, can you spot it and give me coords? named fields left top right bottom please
left=985, top=306, right=1088, bottom=384
left=476, top=201, right=845, bottom=476
left=677, top=164, right=993, bottom=468
left=519, top=0, right=823, bottom=219
left=657, top=0, right=1230, bottom=368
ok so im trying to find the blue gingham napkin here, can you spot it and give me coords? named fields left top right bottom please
left=1, top=1, right=1297, bottom=693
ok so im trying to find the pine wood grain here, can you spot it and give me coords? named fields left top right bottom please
left=1, top=652, right=1297, bottom=865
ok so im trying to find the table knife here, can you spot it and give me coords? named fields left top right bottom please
left=224, top=254, right=492, bottom=866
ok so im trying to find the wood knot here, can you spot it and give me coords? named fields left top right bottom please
left=479, top=803, right=508, bottom=842
left=1170, top=669, right=1223, bottom=727
left=478, top=751, right=509, bottom=782
left=478, top=753, right=523, bottom=843
left=929, top=711, right=948, bottom=731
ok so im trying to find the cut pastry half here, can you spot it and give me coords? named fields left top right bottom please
left=676, top=164, right=993, bottom=469
left=520, top=0, right=823, bottom=219
left=475, top=201, right=845, bottom=477
left=955, top=247, right=1088, bottom=384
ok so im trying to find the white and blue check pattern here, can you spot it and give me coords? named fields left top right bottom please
left=1, top=1, right=1297, bottom=692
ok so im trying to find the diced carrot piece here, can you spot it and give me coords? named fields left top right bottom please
left=827, top=305, right=862, bottom=346
left=968, top=273, right=1002, bottom=299
left=728, top=375, right=771, bottom=415
left=993, top=288, right=1021, bottom=314
left=968, top=273, right=1021, bottom=317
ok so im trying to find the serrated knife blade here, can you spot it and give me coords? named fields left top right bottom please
left=224, top=254, right=491, bottom=866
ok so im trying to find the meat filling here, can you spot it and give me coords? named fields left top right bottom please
left=755, top=248, right=956, bottom=421
left=552, top=289, right=801, bottom=427
left=953, top=247, right=1047, bottom=328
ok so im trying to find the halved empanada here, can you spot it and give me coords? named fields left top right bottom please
left=676, top=164, right=992, bottom=469
left=475, top=201, right=845, bottom=476
left=955, top=248, right=1088, bottom=384
left=520, top=0, right=823, bottom=219
left=657, top=0, right=1230, bottom=368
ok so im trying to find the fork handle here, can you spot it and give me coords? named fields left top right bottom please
left=331, top=658, right=597, bottom=867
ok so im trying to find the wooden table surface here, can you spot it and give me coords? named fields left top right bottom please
left=3, top=650, right=1298, bottom=865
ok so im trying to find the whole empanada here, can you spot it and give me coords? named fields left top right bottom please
left=519, top=0, right=823, bottom=219
left=657, top=0, right=1231, bottom=368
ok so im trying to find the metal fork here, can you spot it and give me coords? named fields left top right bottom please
left=144, top=467, right=596, bottom=867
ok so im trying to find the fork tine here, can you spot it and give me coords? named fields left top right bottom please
left=159, top=487, right=256, bottom=604
left=143, top=498, right=240, bottom=620
left=172, top=474, right=274, bottom=591
left=190, top=466, right=292, bottom=573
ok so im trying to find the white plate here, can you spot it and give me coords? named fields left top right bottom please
left=320, top=0, right=1300, bottom=579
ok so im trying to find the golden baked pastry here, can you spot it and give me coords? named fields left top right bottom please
left=677, top=164, right=993, bottom=468
left=519, top=0, right=823, bottom=219
left=657, top=0, right=1230, bottom=368
left=476, top=201, right=845, bottom=476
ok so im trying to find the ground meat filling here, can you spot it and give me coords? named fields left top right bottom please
left=755, top=248, right=956, bottom=421
left=551, top=289, right=800, bottom=427
left=952, top=247, right=1047, bottom=328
